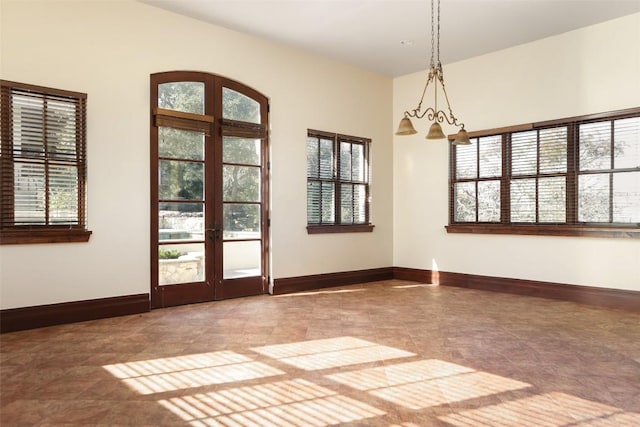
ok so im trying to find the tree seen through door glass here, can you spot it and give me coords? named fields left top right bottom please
left=158, top=82, right=204, bottom=114
left=222, top=87, right=260, bottom=124
left=223, top=204, right=260, bottom=239
left=159, top=160, right=204, bottom=200
left=159, top=127, right=204, bottom=161
left=223, top=166, right=260, bottom=202
left=223, top=137, right=260, bottom=165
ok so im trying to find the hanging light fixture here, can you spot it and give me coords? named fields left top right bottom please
left=395, top=0, right=471, bottom=145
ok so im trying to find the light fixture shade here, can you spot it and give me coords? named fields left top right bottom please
left=452, top=128, right=471, bottom=145
left=395, top=117, right=418, bottom=135
left=426, top=122, right=446, bottom=139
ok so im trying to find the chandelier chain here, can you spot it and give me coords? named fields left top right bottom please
left=436, top=0, right=441, bottom=67
left=430, top=0, right=435, bottom=68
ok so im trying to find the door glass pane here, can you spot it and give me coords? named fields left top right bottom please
left=158, top=82, right=204, bottom=114
left=159, top=243, right=204, bottom=285
left=159, top=127, right=204, bottom=161
left=223, top=137, right=261, bottom=165
left=223, top=203, right=260, bottom=239
left=454, top=182, right=476, bottom=222
left=222, top=87, right=260, bottom=124
left=223, top=165, right=260, bottom=202
left=224, top=241, right=261, bottom=279
left=510, top=178, right=536, bottom=222
left=159, top=160, right=204, bottom=200
left=578, top=174, right=610, bottom=222
left=159, top=202, right=204, bottom=242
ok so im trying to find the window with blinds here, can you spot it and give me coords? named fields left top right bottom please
left=306, top=130, right=373, bottom=233
left=1, top=80, right=91, bottom=244
left=449, top=107, right=640, bottom=238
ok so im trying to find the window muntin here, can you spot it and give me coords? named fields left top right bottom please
left=1, top=80, right=90, bottom=244
left=449, top=108, right=640, bottom=237
left=306, top=130, right=372, bottom=232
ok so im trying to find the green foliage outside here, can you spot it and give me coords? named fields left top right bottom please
left=158, top=248, right=182, bottom=259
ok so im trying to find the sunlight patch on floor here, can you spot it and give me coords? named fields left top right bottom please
left=103, top=351, right=284, bottom=395
left=251, top=337, right=415, bottom=371
left=158, top=378, right=385, bottom=426
left=327, top=359, right=530, bottom=410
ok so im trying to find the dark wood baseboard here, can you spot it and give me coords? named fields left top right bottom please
left=3, top=266, right=636, bottom=333
left=393, top=267, right=640, bottom=311
left=1, top=294, right=150, bottom=333
left=272, top=267, right=394, bottom=295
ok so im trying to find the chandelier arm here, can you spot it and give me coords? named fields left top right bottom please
left=438, top=76, right=464, bottom=128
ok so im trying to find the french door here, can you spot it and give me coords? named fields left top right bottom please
left=150, top=71, right=269, bottom=308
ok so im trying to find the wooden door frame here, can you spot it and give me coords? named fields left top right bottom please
left=150, top=71, right=270, bottom=308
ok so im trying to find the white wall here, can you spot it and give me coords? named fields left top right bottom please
left=0, top=0, right=394, bottom=309
left=394, top=13, right=640, bottom=291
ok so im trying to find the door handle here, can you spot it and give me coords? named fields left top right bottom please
left=206, top=226, right=222, bottom=241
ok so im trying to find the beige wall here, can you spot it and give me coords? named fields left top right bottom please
left=393, top=13, right=640, bottom=291
left=0, top=0, right=394, bottom=309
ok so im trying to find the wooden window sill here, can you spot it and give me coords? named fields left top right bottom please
left=446, top=224, right=639, bottom=239
left=307, top=224, right=374, bottom=234
left=1, top=229, right=93, bottom=245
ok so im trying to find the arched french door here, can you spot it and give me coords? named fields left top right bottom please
left=150, top=71, right=269, bottom=308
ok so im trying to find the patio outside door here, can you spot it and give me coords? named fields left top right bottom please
left=150, top=72, right=269, bottom=308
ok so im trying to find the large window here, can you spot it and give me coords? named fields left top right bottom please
left=449, top=108, right=640, bottom=238
left=306, top=129, right=373, bottom=233
left=0, top=81, right=90, bottom=244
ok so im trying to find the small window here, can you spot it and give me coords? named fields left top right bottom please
left=448, top=107, right=640, bottom=238
left=1, top=80, right=91, bottom=244
left=306, top=129, right=373, bottom=233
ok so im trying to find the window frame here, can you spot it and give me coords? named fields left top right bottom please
left=0, top=80, right=91, bottom=244
left=447, top=107, right=640, bottom=239
left=306, top=129, right=374, bottom=234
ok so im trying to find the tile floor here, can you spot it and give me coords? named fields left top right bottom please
left=1, top=280, right=639, bottom=426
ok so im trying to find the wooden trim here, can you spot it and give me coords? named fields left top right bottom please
left=533, top=106, right=640, bottom=128
left=393, top=267, right=640, bottom=311
left=154, top=107, right=214, bottom=123
left=0, top=294, right=150, bottom=333
left=272, top=267, right=393, bottom=295
left=445, top=224, right=640, bottom=239
left=0, top=79, right=86, bottom=100
left=0, top=229, right=92, bottom=245
left=307, top=224, right=374, bottom=234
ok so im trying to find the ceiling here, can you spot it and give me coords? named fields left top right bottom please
left=141, top=0, right=640, bottom=77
